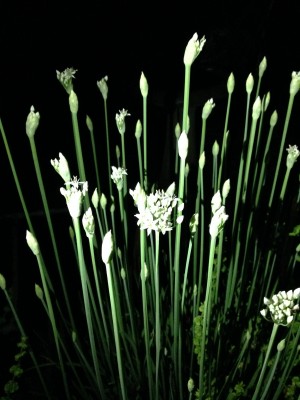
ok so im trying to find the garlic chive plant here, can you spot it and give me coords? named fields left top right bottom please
left=0, top=32, right=300, bottom=400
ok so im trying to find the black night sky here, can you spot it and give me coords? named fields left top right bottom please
left=1, top=0, right=300, bottom=395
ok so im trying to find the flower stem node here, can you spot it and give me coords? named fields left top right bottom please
left=26, top=230, right=40, bottom=256
left=183, top=32, right=206, bottom=67
left=26, top=106, right=40, bottom=138
left=102, top=230, right=114, bottom=264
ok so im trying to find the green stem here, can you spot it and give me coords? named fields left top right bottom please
left=252, top=323, right=279, bottom=400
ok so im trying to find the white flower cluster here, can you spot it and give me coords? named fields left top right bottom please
left=111, top=166, right=127, bottom=191
left=60, top=176, right=88, bottom=218
left=56, top=67, right=77, bottom=94
left=260, top=288, right=300, bottom=326
left=286, top=144, right=300, bottom=169
left=115, top=108, right=131, bottom=135
left=130, top=182, right=183, bottom=236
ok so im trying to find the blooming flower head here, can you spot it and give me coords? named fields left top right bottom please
left=260, top=288, right=300, bottom=326
left=60, top=176, right=88, bottom=218
left=50, top=152, right=71, bottom=183
left=286, top=144, right=300, bottom=169
left=183, top=32, right=206, bottom=67
left=97, top=75, right=108, bottom=100
left=115, top=108, right=131, bottom=135
left=111, top=166, right=127, bottom=191
left=56, top=67, right=77, bottom=94
left=130, top=182, right=182, bottom=235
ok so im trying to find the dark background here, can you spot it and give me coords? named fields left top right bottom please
left=1, top=0, right=300, bottom=395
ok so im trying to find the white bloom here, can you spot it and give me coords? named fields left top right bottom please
left=260, top=288, right=300, bottom=326
left=286, top=144, right=300, bottom=169
left=183, top=32, right=206, bottom=67
left=56, top=67, right=77, bottom=94
left=115, top=108, right=131, bottom=135
left=111, top=166, right=127, bottom=191
left=130, top=183, right=180, bottom=235
left=97, top=75, right=108, bottom=100
left=60, top=176, right=88, bottom=218
left=51, top=152, right=71, bottom=183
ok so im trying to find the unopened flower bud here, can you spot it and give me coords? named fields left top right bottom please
left=26, top=230, right=40, bottom=256
left=82, top=207, right=95, bottom=238
left=178, top=131, right=188, bottom=159
left=175, top=122, right=181, bottom=139
left=212, top=141, right=219, bottom=156
left=227, top=72, right=235, bottom=94
left=140, top=72, right=149, bottom=98
left=252, top=96, right=261, bottom=120
left=35, top=284, right=43, bottom=300
left=86, top=115, right=93, bottom=133
left=92, top=188, right=99, bottom=209
left=264, top=92, right=270, bottom=111
left=187, top=378, right=195, bottom=393
left=246, top=73, right=254, bottom=94
left=199, top=152, right=205, bottom=170
left=0, top=273, right=6, bottom=290
left=69, top=90, right=78, bottom=114
left=189, top=213, right=199, bottom=236
left=290, top=71, right=300, bottom=95
left=100, top=193, right=107, bottom=209
left=270, top=110, right=278, bottom=127
left=135, top=120, right=142, bottom=139
left=222, top=179, right=230, bottom=201
left=101, top=230, right=114, bottom=264
left=202, top=98, right=215, bottom=120
left=277, top=338, right=285, bottom=352
left=259, top=56, right=267, bottom=78
left=26, top=106, right=40, bottom=138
